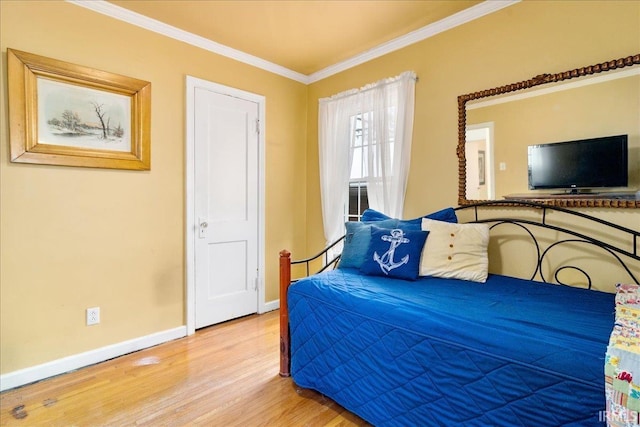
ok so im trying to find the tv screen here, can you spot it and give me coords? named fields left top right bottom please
left=527, top=135, right=628, bottom=192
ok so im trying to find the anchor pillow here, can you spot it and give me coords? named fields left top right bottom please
left=340, top=207, right=457, bottom=270
left=360, top=225, right=429, bottom=281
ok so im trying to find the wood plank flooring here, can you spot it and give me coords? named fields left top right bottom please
left=0, top=310, right=370, bottom=426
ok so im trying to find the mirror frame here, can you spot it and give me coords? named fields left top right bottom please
left=457, top=54, right=640, bottom=208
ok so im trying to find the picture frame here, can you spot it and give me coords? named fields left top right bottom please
left=7, top=48, right=151, bottom=170
left=478, top=150, right=485, bottom=185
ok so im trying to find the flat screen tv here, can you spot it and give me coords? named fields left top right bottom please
left=527, top=134, right=628, bottom=193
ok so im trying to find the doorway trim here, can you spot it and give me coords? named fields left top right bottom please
left=465, top=122, right=495, bottom=200
left=185, top=75, right=266, bottom=335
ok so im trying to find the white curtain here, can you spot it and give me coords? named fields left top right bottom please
left=318, top=89, right=356, bottom=248
left=318, top=71, right=416, bottom=246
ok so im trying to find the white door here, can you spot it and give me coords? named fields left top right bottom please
left=466, top=123, right=495, bottom=200
left=194, top=86, right=259, bottom=329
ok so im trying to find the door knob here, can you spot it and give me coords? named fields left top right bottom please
left=198, top=217, right=208, bottom=238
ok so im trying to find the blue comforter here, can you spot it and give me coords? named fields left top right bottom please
left=288, top=269, right=615, bottom=426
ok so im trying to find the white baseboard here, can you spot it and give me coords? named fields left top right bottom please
left=1, top=302, right=280, bottom=392
left=0, top=326, right=187, bottom=392
left=262, top=299, right=279, bottom=313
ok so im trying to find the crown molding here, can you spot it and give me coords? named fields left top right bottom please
left=67, top=0, right=519, bottom=85
left=307, top=0, right=520, bottom=83
left=66, top=0, right=310, bottom=84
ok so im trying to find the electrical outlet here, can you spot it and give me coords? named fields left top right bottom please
left=86, top=307, right=100, bottom=326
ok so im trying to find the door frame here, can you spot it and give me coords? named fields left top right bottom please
left=465, top=122, right=495, bottom=200
left=185, top=75, right=266, bottom=335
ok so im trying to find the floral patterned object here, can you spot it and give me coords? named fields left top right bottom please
left=616, top=284, right=640, bottom=307
left=605, top=284, right=640, bottom=427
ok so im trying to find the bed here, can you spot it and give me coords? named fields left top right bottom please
left=279, top=201, right=640, bottom=427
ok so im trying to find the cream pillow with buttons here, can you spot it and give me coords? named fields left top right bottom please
left=420, top=218, right=490, bottom=283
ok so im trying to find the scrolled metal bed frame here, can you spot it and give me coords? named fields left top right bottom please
left=460, top=200, right=639, bottom=288
left=279, top=200, right=640, bottom=376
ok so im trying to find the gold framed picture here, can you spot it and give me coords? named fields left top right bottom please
left=7, top=48, right=151, bottom=170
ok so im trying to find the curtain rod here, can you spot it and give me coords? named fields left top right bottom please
left=321, top=71, right=417, bottom=102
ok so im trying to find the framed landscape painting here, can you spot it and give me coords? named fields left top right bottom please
left=7, top=49, right=151, bottom=170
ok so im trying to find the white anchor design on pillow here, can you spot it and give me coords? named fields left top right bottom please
left=373, top=229, right=410, bottom=274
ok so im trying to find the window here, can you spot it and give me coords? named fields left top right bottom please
left=347, top=182, right=368, bottom=222
left=347, top=113, right=370, bottom=222
left=346, top=111, right=398, bottom=221
left=318, top=71, right=415, bottom=246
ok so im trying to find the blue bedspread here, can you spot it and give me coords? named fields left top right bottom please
left=288, top=269, right=615, bottom=426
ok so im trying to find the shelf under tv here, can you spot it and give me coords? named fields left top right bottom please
left=504, top=191, right=639, bottom=200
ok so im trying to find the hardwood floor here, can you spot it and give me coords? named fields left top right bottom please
left=0, top=310, right=369, bottom=426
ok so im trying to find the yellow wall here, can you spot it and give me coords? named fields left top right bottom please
left=306, top=0, right=640, bottom=253
left=0, top=1, right=307, bottom=374
left=2, top=0, right=639, bottom=379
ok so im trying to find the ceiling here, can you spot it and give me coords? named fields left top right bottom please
left=107, top=0, right=483, bottom=77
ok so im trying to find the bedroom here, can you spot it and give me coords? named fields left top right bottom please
left=1, top=0, right=639, bottom=423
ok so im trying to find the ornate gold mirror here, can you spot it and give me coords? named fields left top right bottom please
left=457, top=54, right=640, bottom=208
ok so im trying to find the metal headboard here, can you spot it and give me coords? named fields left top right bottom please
left=455, top=200, right=639, bottom=287
left=283, top=200, right=640, bottom=288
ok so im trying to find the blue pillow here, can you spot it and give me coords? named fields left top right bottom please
left=422, top=207, right=458, bottom=224
left=339, top=219, right=424, bottom=269
left=373, top=218, right=420, bottom=231
left=361, top=207, right=458, bottom=227
left=360, top=209, right=390, bottom=222
left=360, top=226, right=429, bottom=281
left=339, top=222, right=372, bottom=269
left=340, top=208, right=457, bottom=270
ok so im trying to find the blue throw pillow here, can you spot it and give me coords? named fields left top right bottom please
left=360, top=209, right=391, bottom=222
left=361, top=207, right=458, bottom=227
left=340, top=208, right=456, bottom=270
left=339, top=222, right=372, bottom=269
left=361, top=208, right=391, bottom=222
left=360, top=226, right=429, bottom=281
left=422, top=207, right=458, bottom=224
